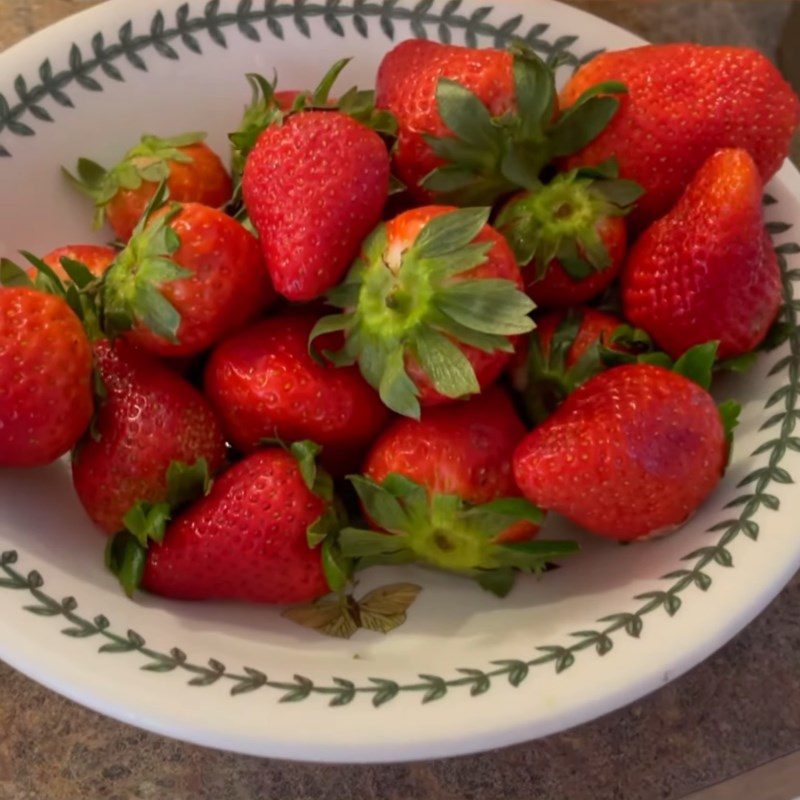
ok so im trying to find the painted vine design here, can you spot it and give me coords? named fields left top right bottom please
left=0, top=0, right=799, bottom=707
left=0, top=0, right=601, bottom=157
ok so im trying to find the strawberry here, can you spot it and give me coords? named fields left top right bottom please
left=560, top=44, right=800, bottom=228
left=622, top=148, right=781, bottom=360
left=312, top=206, right=533, bottom=418
left=102, top=189, right=274, bottom=357
left=0, top=287, right=93, bottom=467
left=340, top=388, right=577, bottom=596
left=242, top=110, right=391, bottom=301
left=72, top=338, right=227, bottom=534
left=64, top=132, right=232, bottom=242
left=513, top=351, right=736, bottom=541
left=204, top=313, right=390, bottom=474
left=375, top=40, right=625, bottom=204
left=38, top=244, right=116, bottom=282
left=108, top=443, right=342, bottom=603
left=496, top=162, right=641, bottom=308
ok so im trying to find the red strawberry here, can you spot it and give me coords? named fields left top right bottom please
left=72, top=338, right=227, bottom=534
left=375, top=40, right=625, bottom=204
left=560, top=44, right=800, bottom=228
left=65, top=132, right=232, bottom=242
left=204, top=313, right=390, bottom=474
left=313, top=205, right=533, bottom=418
left=242, top=111, right=390, bottom=301
left=135, top=445, right=336, bottom=603
left=496, top=163, right=640, bottom=308
left=622, top=148, right=781, bottom=359
left=102, top=195, right=274, bottom=357
left=513, top=361, right=730, bottom=541
left=0, top=288, right=93, bottom=466
left=341, top=388, right=577, bottom=596
left=38, top=244, right=116, bottom=282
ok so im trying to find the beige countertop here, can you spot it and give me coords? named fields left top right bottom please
left=1, top=2, right=800, bottom=799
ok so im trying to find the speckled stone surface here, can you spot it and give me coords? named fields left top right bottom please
left=2, top=3, right=800, bottom=800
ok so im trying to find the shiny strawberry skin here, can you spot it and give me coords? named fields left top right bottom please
left=40, top=244, right=116, bottom=281
left=108, top=142, right=232, bottom=242
left=142, top=449, right=329, bottom=603
left=204, top=313, right=390, bottom=474
left=513, top=364, right=726, bottom=541
left=242, top=111, right=390, bottom=302
left=0, top=288, right=93, bottom=467
left=525, top=216, right=626, bottom=308
left=560, top=44, right=800, bottom=228
left=376, top=39, right=514, bottom=200
left=72, top=338, right=227, bottom=533
left=365, top=387, right=537, bottom=542
left=126, top=203, right=274, bottom=357
left=622, top=149, right=781, bottom=359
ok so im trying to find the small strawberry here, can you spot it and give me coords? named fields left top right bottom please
left=559, top=44, right=800, bottom=228
left=102, top=188, right=275, bottom=357
left=242, top=110, right=391, bottom=301
left=622, top=148, right=781, bottom=359
left=72, top=338, right=227, bottom=534
left=312, top=206, right=534, bottom=418
left=375, top=40, right=625, bottom=204
left=64, top=132, right=232, bottom=242
left=496, top=161, right=641, bottom=308
left=513, top=348, right=737, bottom=541
left=108, top=442, right=343, bottom=604
left=38, top=244, right=116, bottom=282
left=204, top=313, right=390, bottom=474
left=0, top=287, right=93, bottom=467
left=340, top=388, right=577, bottom=597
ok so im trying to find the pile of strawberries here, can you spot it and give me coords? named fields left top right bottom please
left=1, top=38, right=798, bottom=635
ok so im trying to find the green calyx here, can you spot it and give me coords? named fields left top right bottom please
left=496, top=159, right=643, bottom=279
left=63, top=131, right=205, bottom=229
left=310, top=207, right=535, bottom=418
left=101, top=182, right=190, bottom=343
left=227, top=59, right=397, bottom=217
left=339, top=473, right=578, bottom=597
left=420, top=42, right=627, bottom=206
left=106, top=458, right=212, bottom=596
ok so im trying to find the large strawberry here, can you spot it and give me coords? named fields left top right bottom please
left=72, top=338, right=227, bottom=534
left=312, top=206, right=533, bottom=418
left=560, top=44, right=800, bottom=227
left=102, top=188, right=274, bottom=357
left=108, top=443, right=342, bottom=603
left=64, top=132, right=232, bottom=242
left=0, top=287, right=93, bottom=466
left=340, top=388, right=577, bottom=597
left=496, top=161, right=641, bottom=308
left=513, top=350, right=736, bottom=541
left=204, top=313, right=390, bottom=474
left=242, top=110, right=391, bottom=301
left=376, top=40, right=626, bottom=204
left=622, top=148, right=781, bottom=360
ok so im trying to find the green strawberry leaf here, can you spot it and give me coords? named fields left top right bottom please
left=0, top=258, right=34, bottom=288
left=122, top=501, right=172, bottom=547
left=716, top=352, right=758, bottom=374
left=321, top=539, right=351, bottom=594
left=104, top=532, right=147, bottom=598
left=672, top=341, right=719, bottom=390
left=164, top=458, right=212, bottom=508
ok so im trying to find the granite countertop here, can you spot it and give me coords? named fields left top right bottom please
left=1, top=2, right=800, bottom=799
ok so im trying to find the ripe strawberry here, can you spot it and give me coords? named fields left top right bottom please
left=242, top=110, right=391, bottom=301
left=72, top=338, right=227, bottom=534
left=102, top=192, right=274, bottom=357
left=118, top=444, right=339, bottom=603
left=513, top=359, right=731, bottom=541
left=340, top=388, right=577, bottom=596
left=204, top=313, right=390, bottom=474
left=65, top=132, right=232, bottom=242
left=38, top=244, right=116, bottom=282
left=560, top=44, right=800, bottom=228
left=0, top=287, right=93, bottom=466
left=375, top=40, right=625, bottom=204
left=622, top=149, right=781, bottom=359
left=496, top=162, right=640, bottom=308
